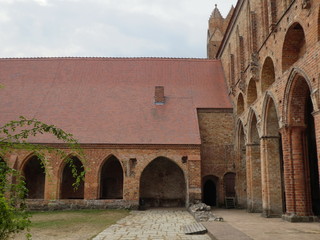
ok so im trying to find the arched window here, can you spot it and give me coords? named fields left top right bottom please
left=247, top=78, right=258, bottom=105
left=23, top=156, right=45, bottom=199
left=263, top=0, right=270, bottom=37
left=237, top=93, right=245, bottom=115
left=261, top=57, right=275, bottom=93
left=60, top=157, right=84, bottom=199
left=282, top=23, right=306, bottom=72
left=100, top=155, right=123, bottom=199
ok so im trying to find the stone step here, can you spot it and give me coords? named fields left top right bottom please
left=184, top=222, right=208, bottom=235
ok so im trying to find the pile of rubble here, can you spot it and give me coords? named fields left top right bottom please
left=188, top=202, right=224, bottom=222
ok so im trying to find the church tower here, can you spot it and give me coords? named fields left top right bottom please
left=207, top=4, right=234, bottom=59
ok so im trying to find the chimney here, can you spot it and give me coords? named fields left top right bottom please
left=154, top=86, right=165, bottom=105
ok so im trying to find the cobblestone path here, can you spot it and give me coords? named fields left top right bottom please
left=93, top=209, right=211, bottom=240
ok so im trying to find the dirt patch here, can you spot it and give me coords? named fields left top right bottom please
left=13, top=209, right=130, bottom=240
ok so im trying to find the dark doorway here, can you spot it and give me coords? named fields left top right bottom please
left=203, top=180, right=217, bottom=206
left=100, top=156, right=123, bottom=199
left=224, top=172, right=236, bottom=197
left=140, top=157, right=186, bottom=207
left=60, top=157, right=84, bottom=199
left=306, top=96, right=320, bottom=215
left=23, top=156, right=45, bottom=199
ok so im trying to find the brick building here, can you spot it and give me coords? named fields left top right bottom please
left=0, top=58, right=235, bottom=210
left=210, top=0, right=320, bottom=222
left=1, top=0, right=319, bottom=223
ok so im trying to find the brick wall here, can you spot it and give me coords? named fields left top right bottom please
left=5, top=145, right=201, bottom=209
left=216, top=0, right=320, bottom=221
left=197, top=109, right=235, bottom=206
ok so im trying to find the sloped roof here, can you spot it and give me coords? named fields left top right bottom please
left=0, top=58, right=231, bottom=145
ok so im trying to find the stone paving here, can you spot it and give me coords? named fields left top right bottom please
left=93, top=209, right=211, bottom=240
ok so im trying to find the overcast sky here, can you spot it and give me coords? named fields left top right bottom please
left=0, top=0, right=237, bottom=58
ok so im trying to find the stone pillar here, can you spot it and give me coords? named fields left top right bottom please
left=246, top=143, right=262, bottom=213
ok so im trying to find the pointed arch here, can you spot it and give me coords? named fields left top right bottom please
left=22, top=155, right=45, bottom=199
left=261, top=94, right=285, bottom=216
left=282, top=71, right=320, bottom=216
left=247, top=78, right=258, bottom=106
left=247, top=109, right=260, bottom=144
left=282, top=22, right=306, bottom=72
left=246, top=109, right=262, bottom=212
left=237, top=93, right=245, bottom=115
left=236, top=120, right=247, bottom=208
left=60, top=156, right=85, bottom=199
left=140, top=157, right=186, bottom=207
left=261, top=57, right=275, bottom=93
left=0, top=156, right=8, bottom=185
left=99, top=155, right=124, bottom=199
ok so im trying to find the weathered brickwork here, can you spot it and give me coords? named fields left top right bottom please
left=216, top=0, right=320, bottom=221
left=4, top=146, right=202, bottom=209
left=197, top=109, right=235, bottom=206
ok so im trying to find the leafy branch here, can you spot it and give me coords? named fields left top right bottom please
left=0, top=116, right=86, bottom=239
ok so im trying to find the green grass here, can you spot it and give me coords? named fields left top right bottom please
left=15, top=209, right=130, bottom=240
left=30, top=209, right=128, bottom=229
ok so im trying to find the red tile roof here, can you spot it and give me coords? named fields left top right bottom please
left=0, top=58, right=231, bottom=145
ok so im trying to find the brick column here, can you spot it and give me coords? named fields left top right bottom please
left=290, top=126, right=312, bottom=216
left=260, top=136, right=283, bottom=217
left=280, top=126, right=314, bottom=221
left=84, top=170, right=98, bottom=200
left=44, top=163, right=56, bottom=200
left=188, top=155, right=202, bottom=205
left=246, top=143, right=262, bottom=213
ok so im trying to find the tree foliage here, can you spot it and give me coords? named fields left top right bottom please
left=0, top=116, right=85, bottom=239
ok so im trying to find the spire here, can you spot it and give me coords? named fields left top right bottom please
left=226, top=5, right=235, bottom=20
left=210, top=4, right=223, bottom=19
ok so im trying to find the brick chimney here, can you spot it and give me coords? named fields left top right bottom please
left=154, top=86, right=165, bottom=105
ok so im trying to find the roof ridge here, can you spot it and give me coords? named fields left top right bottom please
left=0, top=56, right=220, bottom=62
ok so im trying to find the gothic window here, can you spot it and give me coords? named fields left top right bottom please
left=282, top=23, right=306, bottom=72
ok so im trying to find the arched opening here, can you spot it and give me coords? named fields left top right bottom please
left=0, top=156, right=6, bottom=169
left=0, top=157, right=8, bottom=189
left=247, top=79, right=258, bottom=105
left=100, top=155, right=123, bottom=199
left=306, top=94, right=320, bottom=215
left=282, top=23, right=306, bottom=72
left=261, top=57, right=275, bottom=93
left=287, top=76, right=320, bottom=216
left=237, top=93, right=245, bottom=115
left=60, top=157, right=84, bottom=199
left=236, top=123, right=247, bottom=208
left=203, top=175, right=219, bottom=207
left=247, top=113, right=262, bottom=212
left=140, top=157, right=186, bottom=207
left=224, top=172, right=236, bottom=197
left=23, top=156, right=45, bottom=199
left=263, top=97, right=285, bottom=216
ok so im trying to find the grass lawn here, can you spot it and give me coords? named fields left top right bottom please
left=14, top=209, right=130, bottom=240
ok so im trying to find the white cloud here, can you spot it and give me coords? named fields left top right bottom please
left=0, top=0, right=238, bottom=58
